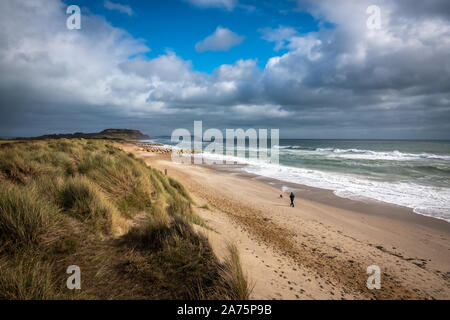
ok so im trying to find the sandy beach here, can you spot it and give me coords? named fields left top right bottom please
left=122, top=143, right=450, bottom=300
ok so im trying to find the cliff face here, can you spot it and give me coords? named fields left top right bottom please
left=97, top=129, right=150, bottom=140
left=33, top=129, right=150, bottom=141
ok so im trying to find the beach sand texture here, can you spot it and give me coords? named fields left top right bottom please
left=122, top=143, right=450, bottom=300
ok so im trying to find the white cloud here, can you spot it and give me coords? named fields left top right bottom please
left=195, top=26, right=245, bottom=52
left=214, top=59, right=260, bottom=81
left=120, top=52, right=196, bottom=82
left=0, top=0, right=148, bottom=112
left=144, top=58, right=261, bottom=107
left=184, top=0, right=238, bottom=11
left=104, top=0, right=134, bottom=16
left=232, top=104, right=294, bottom=118
left=259, top=26, right=298, bottom=51
left=0, top=0, right=449, bottom=138
left=262, top=0, right=450, bottom=96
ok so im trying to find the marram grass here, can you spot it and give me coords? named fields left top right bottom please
left=0, top=139, right=251, bottom=300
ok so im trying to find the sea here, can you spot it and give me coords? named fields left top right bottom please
left=144, top=138, right=450, bottom=223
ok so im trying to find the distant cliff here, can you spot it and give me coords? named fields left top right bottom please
left=33, top=129, right=150, bottom=141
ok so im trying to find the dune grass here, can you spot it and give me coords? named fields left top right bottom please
left=58, top=176, right=115, bottom=234
left=0, top=139, right=250, bottom=300
left=0, top=248, right=61, bottom=300
left=0, top=182, right=58, bottom=251
left=217, top=244, right=254, bottom=299
left=199, top=204, right=211, bottom=210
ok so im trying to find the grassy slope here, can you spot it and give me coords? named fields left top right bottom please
left=0, top=139, right=251, bottom=299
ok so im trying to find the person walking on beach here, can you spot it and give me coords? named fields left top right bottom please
left=289, top=192, right=295, bottom=207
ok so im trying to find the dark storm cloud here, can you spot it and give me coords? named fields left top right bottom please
left=0, top=0, right=449, bottom=139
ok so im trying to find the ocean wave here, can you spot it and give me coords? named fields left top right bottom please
left=224, top=156, right=450, bottom=222
left=159, top=147, right=450, bottom=222
left=279, top=147, right=450, bottom=161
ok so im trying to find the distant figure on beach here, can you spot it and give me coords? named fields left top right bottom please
left=289, top=192, right=295, bottom=207
left=280, top=194, right=283, bottom=198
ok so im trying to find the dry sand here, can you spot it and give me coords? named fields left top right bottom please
left=122, top=143, right=450, bottom=300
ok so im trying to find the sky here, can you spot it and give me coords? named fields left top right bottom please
left=0, top=0, right=449, bottom=139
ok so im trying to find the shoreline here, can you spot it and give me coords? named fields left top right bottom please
left=209, top=163, right=450, bottom=233
left=136, top=142, right=450, bottom=227
left=122, top=142, right=450, bottom=299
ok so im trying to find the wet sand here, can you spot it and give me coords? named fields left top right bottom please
left=122, top=143, right=450, bottom=300
left=217, top=165, right=450, bottom=234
